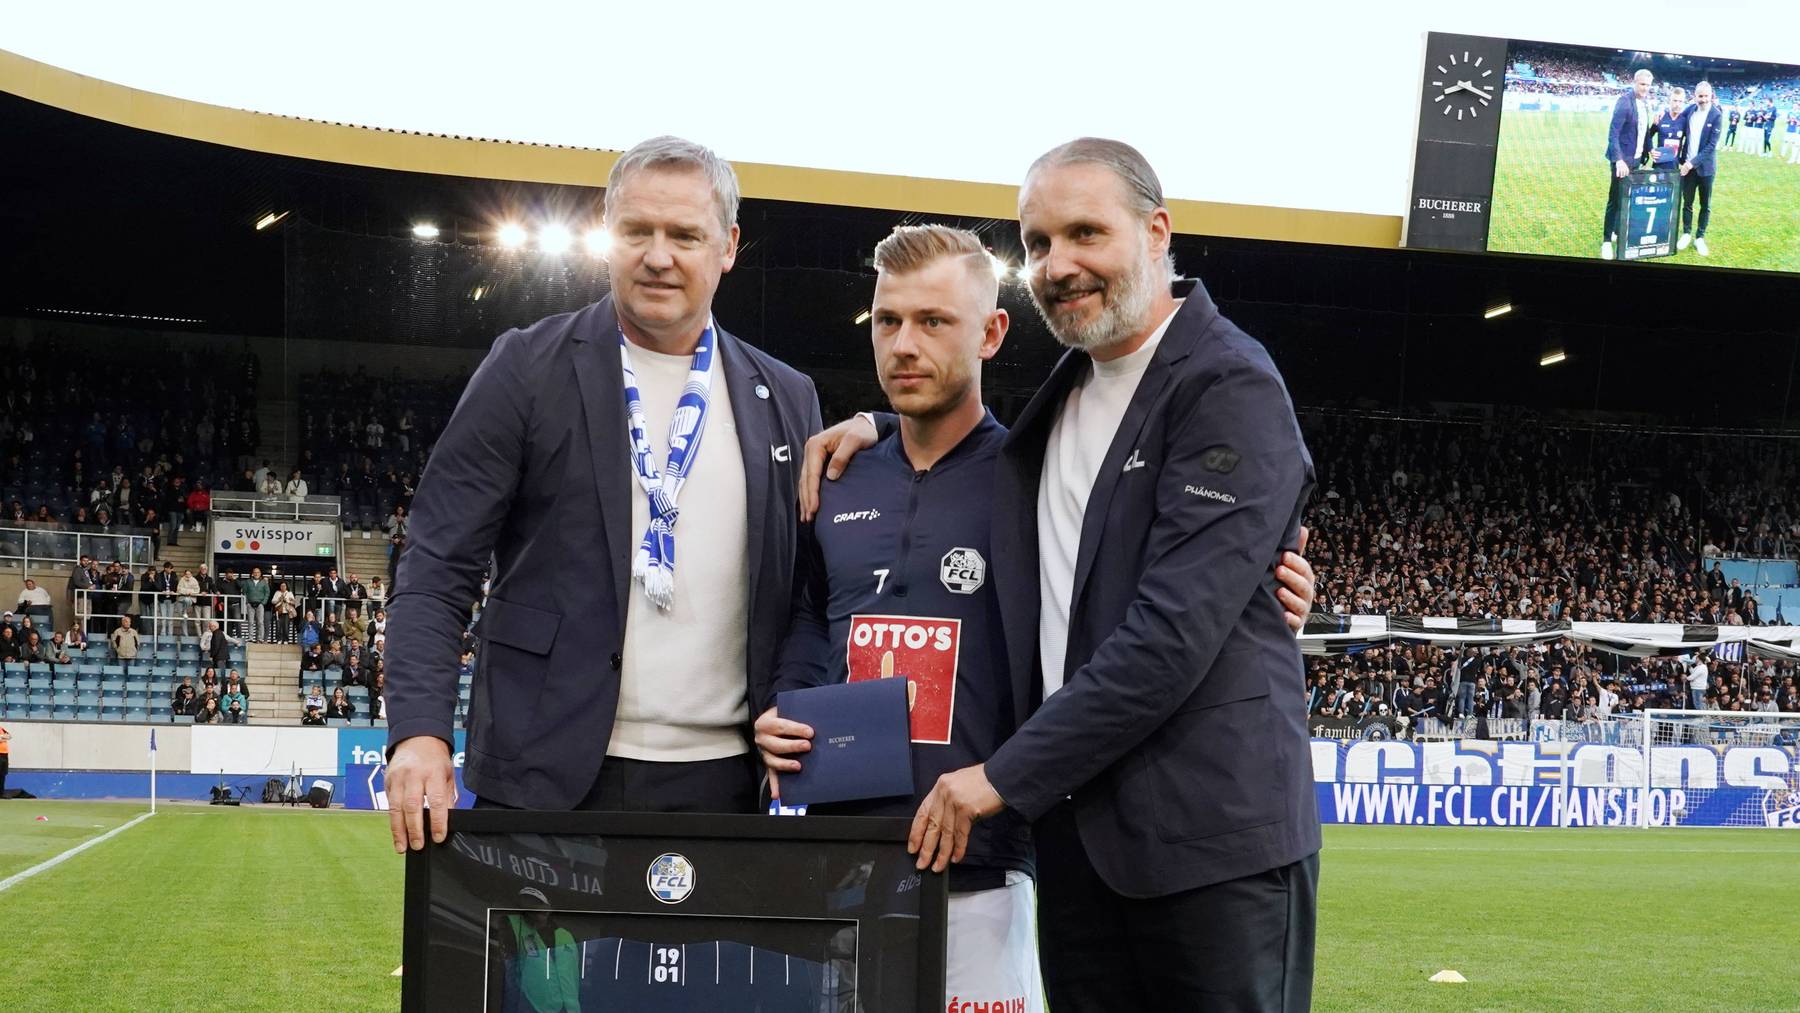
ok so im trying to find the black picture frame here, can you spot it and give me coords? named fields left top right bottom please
left=403, top=810, right=948, bottom=1012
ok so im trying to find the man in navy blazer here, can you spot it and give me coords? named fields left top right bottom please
left=383, top=137, right=821, bottom=851
left=896, top=139, right=1318, bottom=1010
left=1676, top=81, right=1725, bottom=257
left=1600, top=68, right=1656, bottom=260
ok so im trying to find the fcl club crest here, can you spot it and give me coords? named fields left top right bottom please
left=646, top=853, right=696, bottom=904
left=845, top=615, right=961, bottom=744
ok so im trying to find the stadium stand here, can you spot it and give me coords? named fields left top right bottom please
left=9, top=341, right=1800, bottom=733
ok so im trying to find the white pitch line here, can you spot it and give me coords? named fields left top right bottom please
left=0, top=811, right=154, bottom=894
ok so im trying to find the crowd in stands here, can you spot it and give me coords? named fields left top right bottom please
left=0, top=340, right=261, bottom=554
left=296, top=580, right=402, bottom=724
left=1308, top=641, right=1800, bottom=730
left=1298, top=412, right=1800, bottom=625
left=295, top=366, right=461, bottom=532
left=1505, top=47, right=1800, bottom=110
left=1299, top=410, right=1800, bottom=729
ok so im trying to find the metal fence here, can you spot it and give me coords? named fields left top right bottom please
left=208, top=492, right=342, bottom=523
left=73, top=588, right=251, bottom=647
left=0, top=523, right=155, bottom=570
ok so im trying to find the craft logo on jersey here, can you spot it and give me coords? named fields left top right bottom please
left=845, top=614, right=961, bottom=744
left=939, top=547, right=985, bottom=595
left=646, top=853, right=696, bottom=904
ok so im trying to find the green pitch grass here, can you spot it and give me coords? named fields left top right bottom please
left=2, top=804, right=1799, bottom=1011
left=1489, top=109, right=1800, bottom=273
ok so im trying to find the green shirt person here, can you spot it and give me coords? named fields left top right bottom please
left=504, top=910, right=581, bottom=1013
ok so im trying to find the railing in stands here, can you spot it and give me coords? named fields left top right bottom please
left=208, top=492, right=342, bottom=523
left=0, top=523, right=155, bottom=570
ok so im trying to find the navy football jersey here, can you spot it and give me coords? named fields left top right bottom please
left=573, top=937, right=837, bottom=1011
left=773, top=412, right=1031, bottom=876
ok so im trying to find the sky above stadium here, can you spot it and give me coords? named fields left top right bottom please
left=8, top=1, right=1799, bottom=218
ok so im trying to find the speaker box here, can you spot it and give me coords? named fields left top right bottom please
left=307, top=780, right=334, bottom=809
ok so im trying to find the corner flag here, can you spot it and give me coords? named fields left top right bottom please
left=149, top=729, right=157, bottom=754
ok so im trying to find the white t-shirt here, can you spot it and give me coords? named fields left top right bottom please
left=1688, top=107, right=1709, bottom=161
left=1687, top=662, right=1709, bottom=691
left=608, top=339, right=752, bottom=761
left=1037, top=304, right=1180, bottom=701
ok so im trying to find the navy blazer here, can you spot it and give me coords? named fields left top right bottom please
left=1678, top=103, right=1725, bottom=176
left=982, top=279, right=1318, bottom=899
left=384, top=296, right=821, bottom=808
left=1605, top=93, right=1647, bottom=166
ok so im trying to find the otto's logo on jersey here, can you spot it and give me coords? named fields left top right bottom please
left=940, top=547, right=986, bottom=594
left=646, top=853, right=696, bottom=904
left=847, top=615, right=961, bottom=745
left=832, top=509, right=882, bottom=523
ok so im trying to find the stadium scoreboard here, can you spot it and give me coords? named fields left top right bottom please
left=403, top=810, right=947, bottom=1012
left=1404, top=31, right=1800, bottom=274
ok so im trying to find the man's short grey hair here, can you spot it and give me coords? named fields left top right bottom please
left=1634, top=69, right=1654, bottom=83
left=604, top=135, right=741, bottom=235
left=1026, top=137, right=1176, bottom=280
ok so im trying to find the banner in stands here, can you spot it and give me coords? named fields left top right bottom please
left=211, top=519, right=338, bottom=558
left=342, top=763, right=472, bottom=811
left=1313, top=739, right=1800, bottom=827
left=1299, top=614, right=1800, bottom=660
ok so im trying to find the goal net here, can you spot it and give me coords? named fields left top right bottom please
left=1640, top=709, right=1800, bottom=828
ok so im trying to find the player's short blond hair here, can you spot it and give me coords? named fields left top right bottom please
left=873, top=224, right=990, bottom=278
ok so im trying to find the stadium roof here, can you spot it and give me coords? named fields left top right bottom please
left=3, top=83, right=1798, bottom=427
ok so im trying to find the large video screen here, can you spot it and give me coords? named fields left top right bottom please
left=1404, top=32, right=1800, bottom=274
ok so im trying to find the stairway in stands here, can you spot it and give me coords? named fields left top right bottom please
left=254, top=398, right=296, bottom=473
left=341, top=534, right=392, bottom=593
left=247, top=641, right=302, bottom=725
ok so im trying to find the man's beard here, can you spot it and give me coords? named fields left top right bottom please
left=1030, top=253, right=1159, bottom=354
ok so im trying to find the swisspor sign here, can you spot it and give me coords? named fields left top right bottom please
left=845, top=614, right=960, bottom=744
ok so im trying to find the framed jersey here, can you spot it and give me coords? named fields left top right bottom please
left=403, top=810, right=948, bottom=1012
left=1613, top=168, right=1679, bottom=261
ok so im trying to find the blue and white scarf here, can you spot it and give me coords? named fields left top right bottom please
left=620, top=323, right=716, bottom=611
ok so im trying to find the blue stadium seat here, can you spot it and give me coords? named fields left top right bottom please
left=53, top=690, right=76, bottom=707
left=74, top=674, right=102, bottom=693
left=77, top=692, right=101, bottom=708
left=101, top=677, right=126, bottom=693
left=0, top=662, right=21, bottom=678
left=52, top=707, right=75, bottom=721
left=327, top=717, right=350, bottom=727
left=27, top=688, right=50, bottom=707
left=3, top=690, right=25, bottom=709
left=75, top=706, right=99, bottom=722
left=125, top=679, right=149, bottom=693
left=125, top=708, right=148, bottom=723
left=101, top=706, right=125, bottom=722
left=124, top=690, right=147, bottom=708
left=102, top=664, right=126, bottom=679
left=3, top=675, right=24, bottom=690
left=26, top=704, right=50, bottom=721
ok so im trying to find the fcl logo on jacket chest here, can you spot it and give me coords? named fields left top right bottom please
left=845, top=615, right=961, bottom=744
